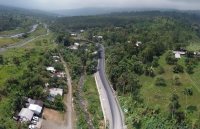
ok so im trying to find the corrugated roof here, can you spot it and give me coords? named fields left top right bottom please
left=18, top=108, right=34, bottom=121
left=28, top=104, right=42, bottom=114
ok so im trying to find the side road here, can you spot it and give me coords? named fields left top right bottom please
left=59, top=53, right=74, bottom=129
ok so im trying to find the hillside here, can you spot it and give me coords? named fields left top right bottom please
left=51, top=11, right=200, bottom=128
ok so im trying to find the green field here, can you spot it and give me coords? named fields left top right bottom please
left=139, top=53, right=200, bottom=120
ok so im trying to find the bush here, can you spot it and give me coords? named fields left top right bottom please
left=157, top=66, right=164, bottom=74
left=173, top=64, right=184, bottom=73
left=155, top=76, right=166, bottom=86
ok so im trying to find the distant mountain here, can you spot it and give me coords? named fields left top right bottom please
left=49, top=7, right=178, bottom=16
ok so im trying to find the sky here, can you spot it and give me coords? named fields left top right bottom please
left=0, top=0, right=200, bottom=10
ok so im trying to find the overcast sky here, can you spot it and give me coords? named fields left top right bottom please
left=0, top=0, right=200, bottom=10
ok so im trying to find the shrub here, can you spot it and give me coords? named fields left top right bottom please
left=155, top=76, right=166, bottom=86
left=157, top=66, right=164, bottom=74
left=173, top=64, right=184, bottom=73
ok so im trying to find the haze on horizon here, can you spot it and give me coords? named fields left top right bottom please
left=0, top=0, right=200, bottom=11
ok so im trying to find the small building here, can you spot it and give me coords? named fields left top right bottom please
left=53, top=56, right=60, bottom=59
left=71, top=33, right=77, bottom=36
left=28, top=104, right=42, bottom=116
left=74, top=43, right=80, bottom=46
left=98, top=36, right=103, bottom=39
left=175, top=53, right=181, bottom=59
left=92, top=51, right=98, bottom=55
left=47, top=88, right=63, bottom=102
left=46, top=67, right=56, bottom=73
left=136, top=41, right=142, bottom=47
left=25, top=98, right=44, bottom=107
left=18, top=108, right=34, bottom=122
left=172, top=51, right=186, bottom=55
left=80, top=30, right=84, bottom=32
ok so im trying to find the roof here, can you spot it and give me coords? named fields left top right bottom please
left=46, top=67, right=56, bottom=72
left=28, top=104, right=42, bottom=114
left=175, top=53, right=181, bottom=58
left=49, top=88, right=63, bottom=96
left=74, top=43, right=80, bottom=46
left=18, top=108, right=34, bottom=121
left=34, top=100, right=44, bottom=107
left=136, top=41, right=142, bottom=46
left=173, top=51, right=185, bottom=55
left=25, top=97, right=43, bottom=107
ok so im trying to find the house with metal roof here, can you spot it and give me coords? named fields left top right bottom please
left=47, top=88, right=63, bottom=102
left=28, top=104, right=42, bottom=116
left=18, top=108, right=34, bottom=122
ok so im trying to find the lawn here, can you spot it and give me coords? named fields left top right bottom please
left=139, top=53, right=200, bottom=120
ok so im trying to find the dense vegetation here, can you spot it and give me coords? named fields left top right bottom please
left=0, top=5, right=54, bottom=32
left=51, top=10, right=200, bottom=128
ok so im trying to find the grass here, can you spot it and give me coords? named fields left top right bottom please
left=186, top=41, right=200, bottom=51
left=139, top=53, right=200, bottom=120
left=82, top=75, right=104, bottom=128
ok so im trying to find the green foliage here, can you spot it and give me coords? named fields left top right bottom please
left=21, top=122, right=28, bottom=129
left=173, top=64, right=184, bottom=73
left=165, top=53, right=178, bottom=65
left=0, top=55, right=3, bottom=64
left=155, top=76, right=166, bottom=86
left=157, top=66, right=164, bottom=74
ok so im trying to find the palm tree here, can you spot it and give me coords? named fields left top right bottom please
left=182, top=87, right=193, bottom=104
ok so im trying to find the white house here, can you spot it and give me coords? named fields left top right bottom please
left=80, top=30, right=84, bottom=32
left=46, top=67, right=56, bottom=73
left=28, top=104, right=42, bottom=116
left=18, top=108, right=34, bottom=122
left=47, top=88, right=63, bottom=102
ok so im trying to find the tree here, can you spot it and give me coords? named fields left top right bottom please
left=173, top=74, right=180, bottom=85
left=182, top=87, right=193, bottom=104
left=0, top=55, right=3, bottom=64
left=155, top=76, right=166, bottom=86
left=13, top=57, right=20, bottom=66
left=168, top=91, right=180, bottom=119
left=157, top=66, right=164, bottom=74
left=186, top=65, right=194, bottom=74
left=173, top=64, right=184, bottom=73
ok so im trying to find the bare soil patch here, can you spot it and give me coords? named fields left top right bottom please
left=42, top=107, right=64, bottom=124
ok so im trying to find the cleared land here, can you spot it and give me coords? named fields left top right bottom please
left=139, top=53, right=200, bottom=120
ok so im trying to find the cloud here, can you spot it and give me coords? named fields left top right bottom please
left=0, top=0, right=199, bottom=10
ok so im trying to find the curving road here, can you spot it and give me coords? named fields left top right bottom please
left=98, top=44, right=124, bottom=129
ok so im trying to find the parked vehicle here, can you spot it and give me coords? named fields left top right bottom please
left=33, top=116, right=39, bottom=121
left=31, top=120, right=37, bottom=125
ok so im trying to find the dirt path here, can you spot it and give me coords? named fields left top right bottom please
left=59, top=53, right=74, bottom=129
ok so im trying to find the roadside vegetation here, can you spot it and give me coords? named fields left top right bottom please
left=55, top=32, right=104, bottom=128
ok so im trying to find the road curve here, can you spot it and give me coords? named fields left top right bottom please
left=98, top=44, right=124, bottom=129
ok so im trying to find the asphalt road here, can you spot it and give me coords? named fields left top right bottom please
left=98, top=44, right=124, bottom=129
